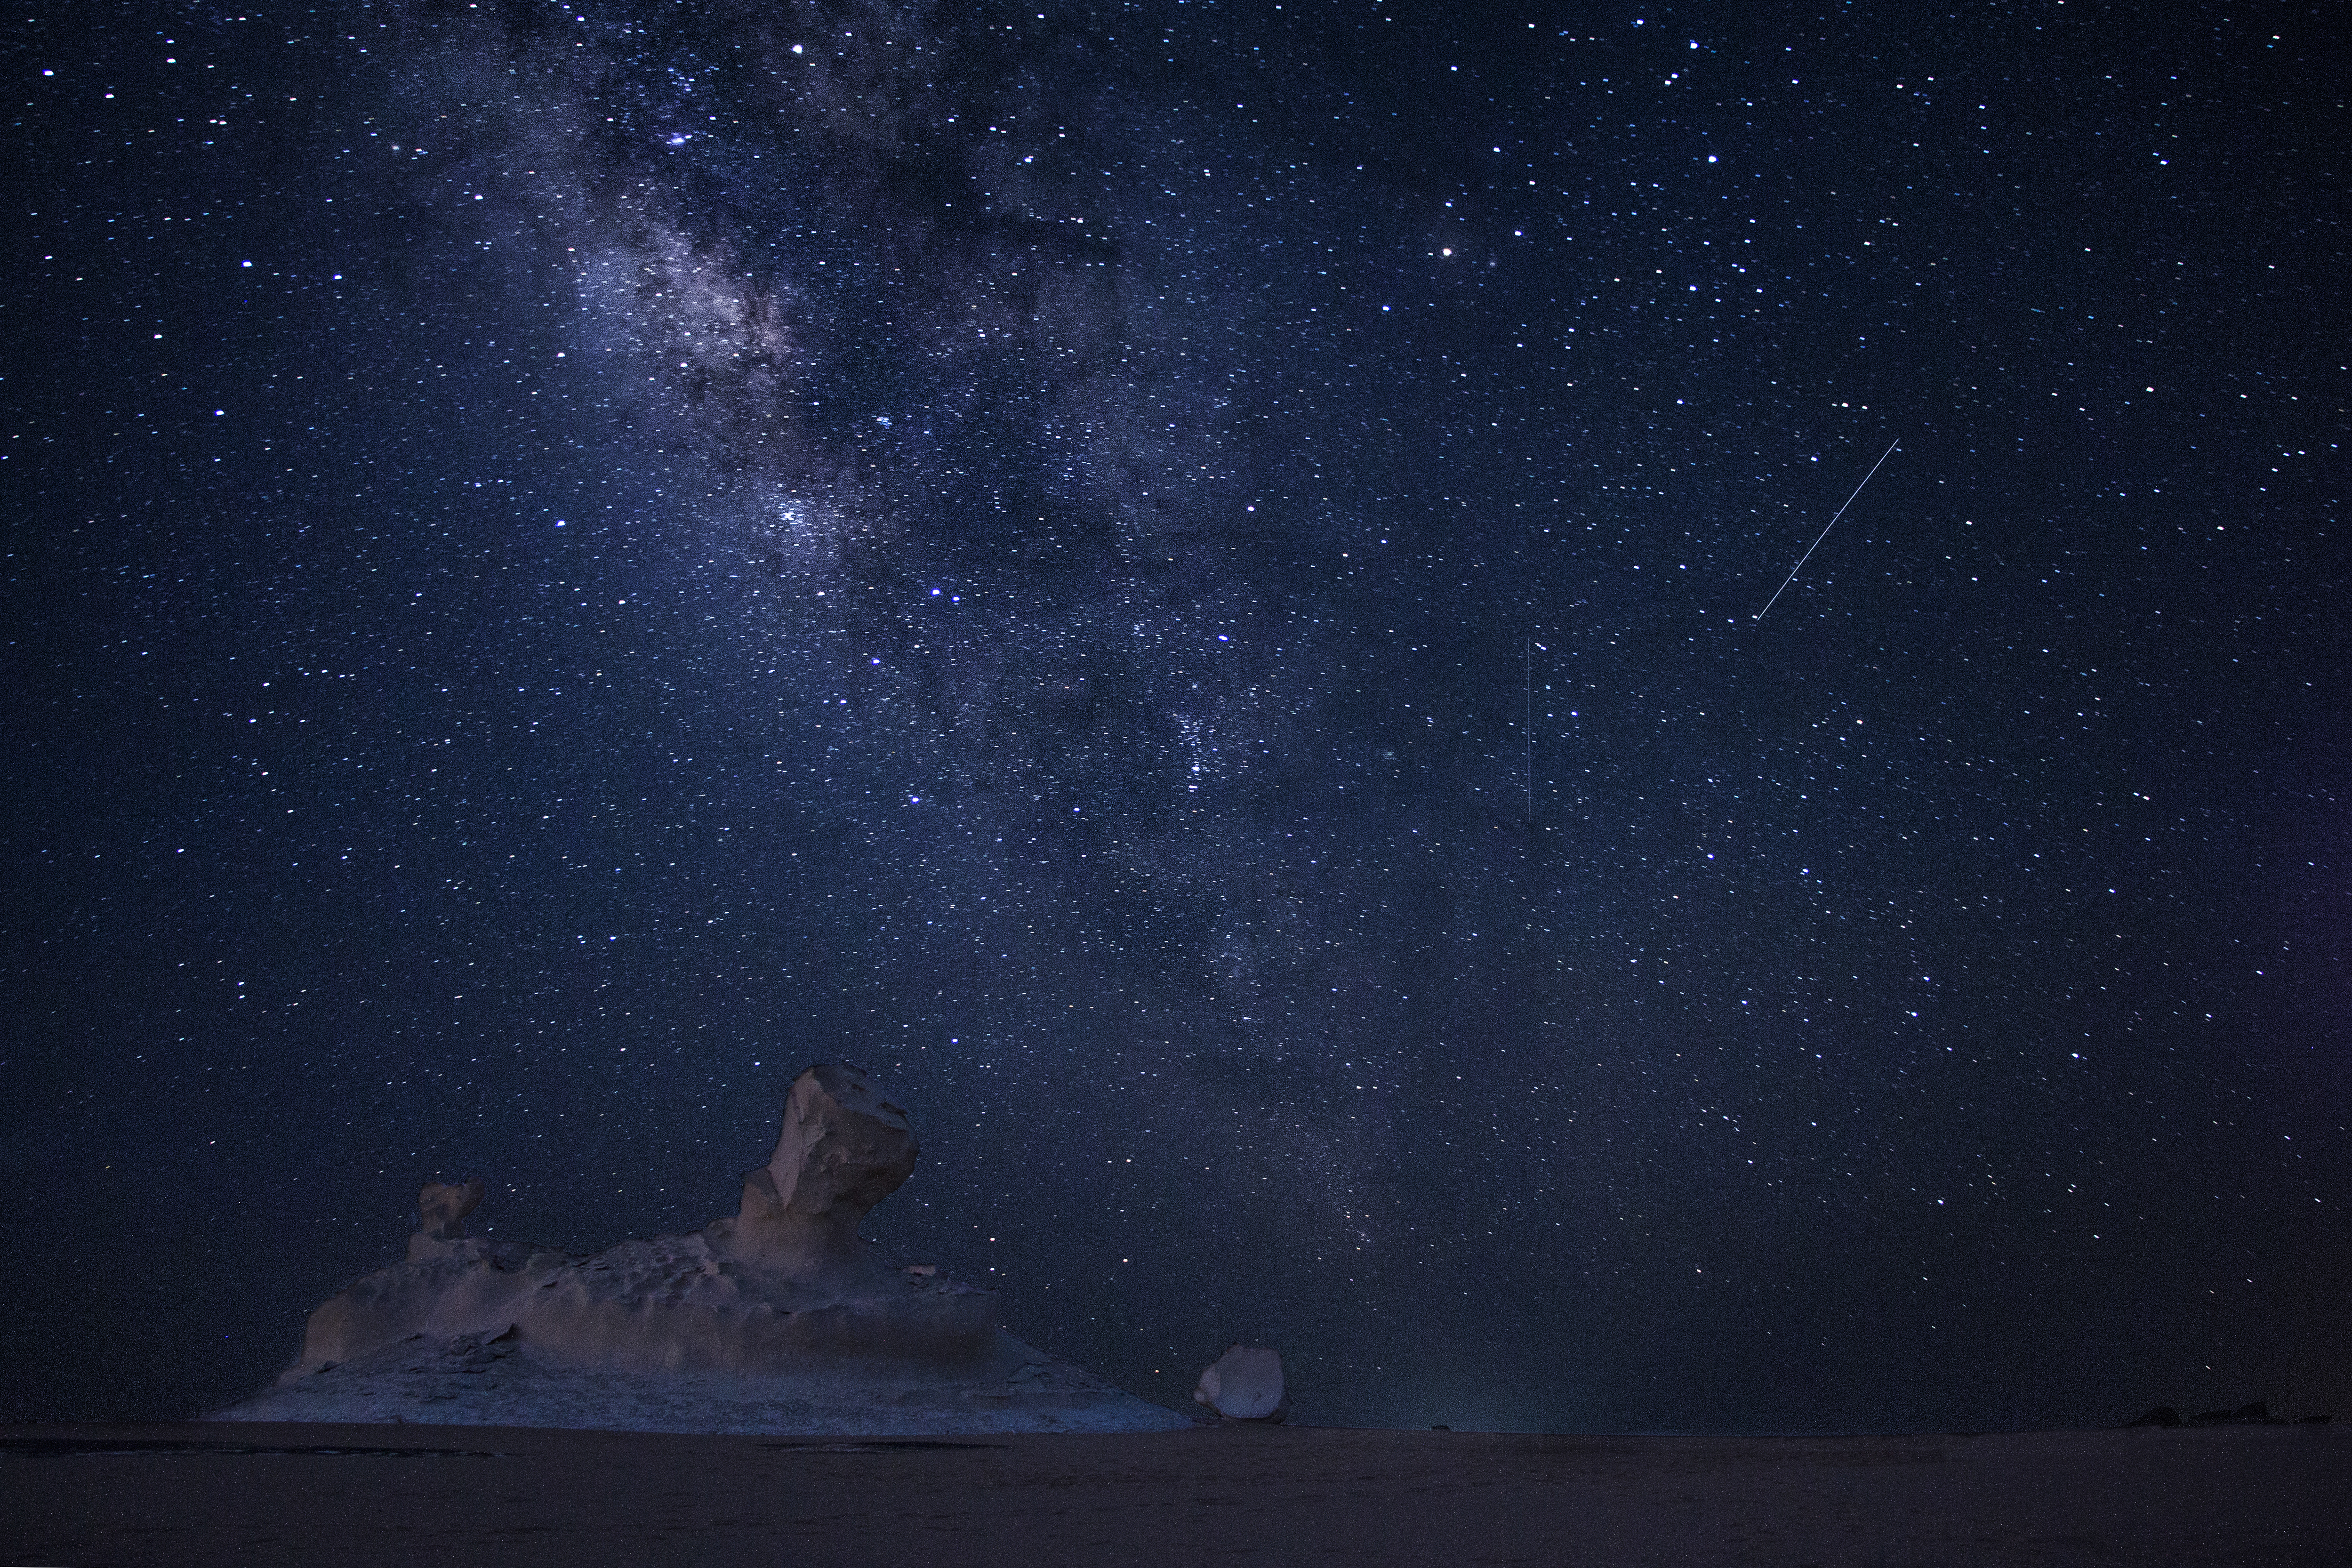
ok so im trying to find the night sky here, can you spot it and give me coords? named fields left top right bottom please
left=9, top=0, right=2345, bottom=1434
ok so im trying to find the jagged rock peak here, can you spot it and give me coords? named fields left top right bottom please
left=730, top=1062, right=918, bottom=1272
left=407, top=1179, right=487, bottom=1261
left=417, top=1179, right=483, bottom=1240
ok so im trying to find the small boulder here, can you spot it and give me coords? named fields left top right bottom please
left=1194, top=1344, right=1284, bottom=1421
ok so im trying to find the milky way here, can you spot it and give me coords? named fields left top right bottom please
left=9, top=0, right=2345, bottom=1432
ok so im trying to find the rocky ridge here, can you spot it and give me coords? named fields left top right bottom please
left=211, top=1064, right=1191, bottom=1436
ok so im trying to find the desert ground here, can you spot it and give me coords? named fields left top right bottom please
left=3, top=1418, right=2344, bottom=1566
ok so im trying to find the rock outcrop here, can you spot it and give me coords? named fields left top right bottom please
left=211, top=1064, right=1189, bottom=1436
left=718, top=1061, right=920, bottom=1280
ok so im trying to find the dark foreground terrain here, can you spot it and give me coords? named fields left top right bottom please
left=4, top=1419, right=2344, bottom=1566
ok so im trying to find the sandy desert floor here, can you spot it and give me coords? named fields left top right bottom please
left=3, top=1418, right=2344, bottom=1566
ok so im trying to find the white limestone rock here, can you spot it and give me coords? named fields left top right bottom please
left=211, top=1064, right=1188, bottom=1436
left=1194, top=1344, right=1285, bottom=1421
left=723, top=1061, right=921, bottom=1280
left=413, top=1179, right=483, bottom=1248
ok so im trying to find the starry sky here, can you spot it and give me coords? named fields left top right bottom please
left=8, top=0, right=2345, bottom=1433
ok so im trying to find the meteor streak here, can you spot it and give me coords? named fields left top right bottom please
left=1754, top=438, right=1902, bottom=621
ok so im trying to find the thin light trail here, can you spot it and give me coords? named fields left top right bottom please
left=1753, top=438, right=1901, bottom=621
left=1522, top=639, right=1552, bottom=827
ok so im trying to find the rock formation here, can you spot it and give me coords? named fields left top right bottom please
left=721, top=1061, right=920, bottom=1280
left=1194, top=1344, right=1285, bottom=1421
left=413, top=1179, right=483, bottom=1248
left=212, top=1064, right=1190, bottom=1436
